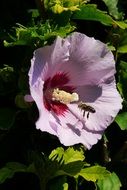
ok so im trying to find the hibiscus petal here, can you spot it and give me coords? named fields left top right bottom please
left=36, top=110, right=58, bottom=136
left=43, top=32, right=116, bottom=87
left=76, top=85, right=102, bottom=103
left=54, top=79, right=122, bottom=148
left=29, top=77, right=58, bottom=136
left=57, top=126, right=102, bottom=149
left=76, top=81, right=122, bottom=131
left=67, top=32, right=116, bottom=85
left=29, top=37, right=70, bottom=86
left=50, top=109, right=102, bottom=149
left=29, top=32, right=116, bottom=87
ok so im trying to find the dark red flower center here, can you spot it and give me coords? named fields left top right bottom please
left=43, top=72, right=75, bottom=116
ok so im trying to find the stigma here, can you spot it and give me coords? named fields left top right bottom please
left=52, top=88, right=79, bottom=104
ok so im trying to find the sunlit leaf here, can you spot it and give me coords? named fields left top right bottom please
left=97, top=172, right=122, bottom=190
left=73, top=4, right=113, bottom=26
left=49, top=147, right=64, bottom=163
left=49, top=147, right=85, bottom=178
left=102, top=0, right=123, bottom=19
left=64, top=147, right=85, bottom=164
left=49, top=147, right=85, bottom=164
left=44, top=0, right=86, bottom=14
left=79, top=166, right=110, bottom=182
left=107, top=44, right=116, bottom=51
left=117, top=45, right=127, bottom=53
left=115, top=112, right=127, bottom=130
left=114, top=21, right=127, bottom=29
left=4, top=21, right=75, bottom=48
left=63, top=183, right=68, bottom=190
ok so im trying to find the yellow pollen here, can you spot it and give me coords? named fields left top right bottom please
left=52, top=88, right=79, bottom=104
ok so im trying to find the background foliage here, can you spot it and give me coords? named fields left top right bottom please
left=0, top=0, right=127, bottom=189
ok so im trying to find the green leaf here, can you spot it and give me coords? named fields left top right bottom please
left=49, top=147, right=65, bottom=163
left=0, top=162, right=29, bottom=184
left=107, top=44, right=116, bottom=51
left=117, top=61, right=127, bottom=101
left=63, top=183, right=68, bottom=190
left=30, top=151, right=61, bottom=186
left=49, top=147, right=85, bottom=164
left=116, top=30, right=127, bottom=53
left=113, top=21, right=127, bottom=29
left=102, top=0, right=122, bottom=19
left=73, top=4, right=114, bottom=26
left=0, top=108, right=16, bottom=130
left=49, top=147, right=85, bottom=178
left=28, top=9, right=39, bottom=18
left=52, top=161, right=84, bottom=178
left=15, top=94, right=31, bottom=109
left=117, top=45, right=127, bottom=53
left=62, top=161, right=84, bottom=177
left=118, top=60, right=127, bottom=71
left=6, top=162, right=27, bottom=172
left=0, top=168, right=14, bottom=184
left=115, top=112, right=127, bottom=130
left=0, top=65, right=14, bottom=82
left=97, top=172, right=122, bottom=190
left=79, top=166, right=110, bottom=182
left=64, top=147, right=85, bottom=164
left=4, top=21, right=75, bottom=48
left=44, top=0, right=85, bottom=14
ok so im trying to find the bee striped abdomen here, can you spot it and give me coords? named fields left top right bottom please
left=78, top=101, right=96, bottom=118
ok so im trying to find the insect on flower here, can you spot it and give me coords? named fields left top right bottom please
left=78, top=101, right=96, bottom=118
left=27, top=32, right=122, bottom=149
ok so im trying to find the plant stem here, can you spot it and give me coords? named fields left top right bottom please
left=40, top=178, right=47, bottom=190
left=102, top=135, right=111, bottom=164
left=75, top=178, right=78, bottom=190
left=35, top=0, right=47, bottom=20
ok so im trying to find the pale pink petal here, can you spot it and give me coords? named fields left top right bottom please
left=56, top=79, right=122, bottom=148
left=29, top=77, right=58, bottom=136
left=29, top=37, right=70, bottom=86
left=67, top=32, right=116, bottom=85
left=50, top=110, right=102, bottom=149
left=30, top=33, right=115, bottom=88
left=43, top=32, right=116, bottom=86
left=76, top=84, right=102, bottom=103
left=75, top=81, right=122, bottom=132
left=36, top=110, right=58, bottom=136
left=57, top=126, right=102, bottom=149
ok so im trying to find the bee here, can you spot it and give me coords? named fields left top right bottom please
left=78, top=101, right=96, bottom=118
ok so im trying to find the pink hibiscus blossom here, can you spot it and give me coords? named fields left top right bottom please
left=28, top=32, right=122, bottom=149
